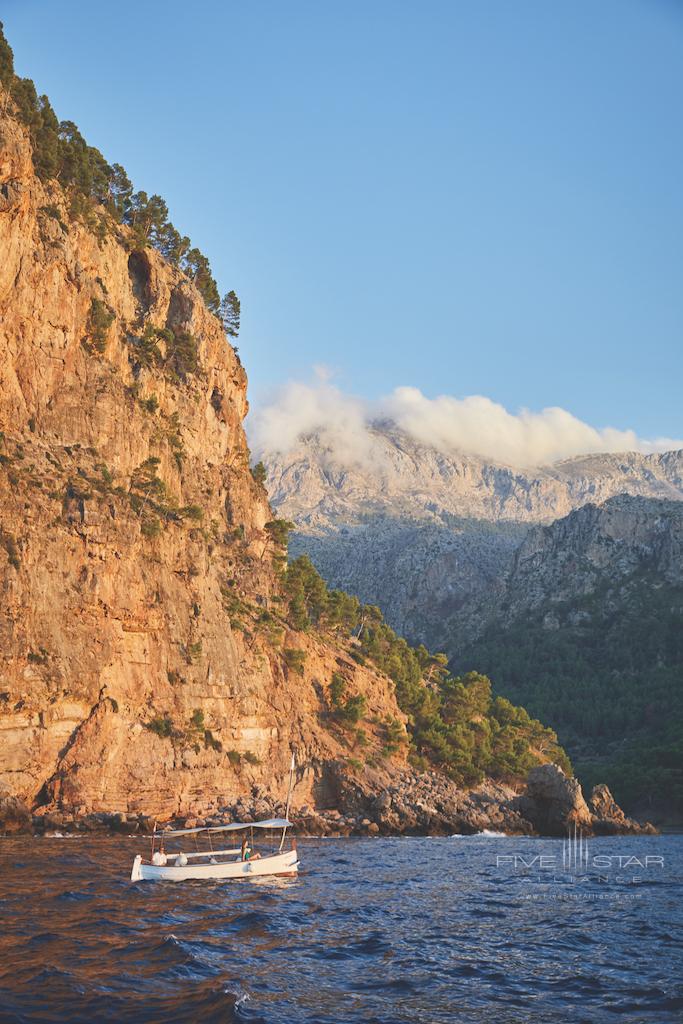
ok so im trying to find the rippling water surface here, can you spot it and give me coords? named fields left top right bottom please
left=1, top=834, right=682, bottom=1023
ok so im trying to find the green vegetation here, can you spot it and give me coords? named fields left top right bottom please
left=265, top=519, right=295, bottom=550
left=328, top=672, right=367, bottom=726
left=185, top=641, right=203, bottom=664
left=0, top=22, right=238, bottom=321
left=82, top=298, right=115, bottom=354
left=166, top=412, right=185, bottom=468
left=0, top=18, right=573, bottom=797
left=126, top=325, right=200, bottom=381
left=251, top=461, right=267, bottom=486
left=126, top=324, right=165, bottom=369
left=278, top=555, right=569, bottom=786
left=141, top=517, right=162, bottom=538
left=283, top=555, right=360, bottom=632
left=255, top=610, right=285, bottom=647
left=145, top=714, right=174, bottom=739
left=97, top=464, right=115, bottom=488
left=166, top=329, right=200, bottom=381
left=329, top=672, right=347, bottom=706
left=127, top=457, right=204, bottom=528
left=140, top=395, right=159, bottom=414
left=39, top=203, right=66, bottom=231
left=460, top=575, right=683, bottom=814
left=220, top=291, right=241, bottom=338
left=221, top=588, right=251, bottom=631
left=1, top=529, right=20, bottom=569
left=203, top=729, right=222, bottom=752
left=283, top=647, right=307, bottom=676
left=182, top=504, right=203, bottom=522
left=189, top=709, right=205, bottom=732
left=128, top=458, right=169, bottom=522
left=337, top=693, right=367, bottom=726
left=383, top=716, right=406, bottom=753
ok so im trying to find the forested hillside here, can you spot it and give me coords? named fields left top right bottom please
left=459, top=497, right=683, bottom=820
left=282, top=554, right=570, bottom=785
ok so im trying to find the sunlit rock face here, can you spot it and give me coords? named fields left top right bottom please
left=0, top=103, right=411, bottom=821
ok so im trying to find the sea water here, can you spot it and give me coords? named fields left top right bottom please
left=0, top=833, right=681, bottom=1023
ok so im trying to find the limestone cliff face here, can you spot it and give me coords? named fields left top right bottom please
left=0, top=105, right=408, bottom=820
left=494, top=494, right=683, bottom=624
left=265, top=428, right=683, bottom=648
left=266, top=427, right=683, bottom=528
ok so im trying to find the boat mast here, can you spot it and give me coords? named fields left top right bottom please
left=279, top=751, right=296, bottom=851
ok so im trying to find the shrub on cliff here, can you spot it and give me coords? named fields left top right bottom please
left=145, top=714, right=174, bottom=739
left=82, top=298, right=115, bottom=354
left=283, top=554, right=328, bottom=627
left=328, top=672, right=367, bottom=727
left=283, top=648, right=306, bottom=676
left=165, top=329, right=200, bottom=381
left=336, top=693, right=367, bottom=726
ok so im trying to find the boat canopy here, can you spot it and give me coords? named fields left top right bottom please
left=158, top=817, right=292, bottom=837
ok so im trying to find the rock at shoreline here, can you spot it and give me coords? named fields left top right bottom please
left=589, top=783, right=657, bottom=835
left=511, top=764, right=593, bottom=836
left=18, top=762, right=656, bottom=839
left=510, top=765, right=656, bottom=837
left=0, top=784, right=31, bottom=834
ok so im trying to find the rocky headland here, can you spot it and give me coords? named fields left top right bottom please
left=1, top=762, right=653, bottom=839
left=0, top=33, right=658, bottom=841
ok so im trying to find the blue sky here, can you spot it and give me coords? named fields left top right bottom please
left=4, top=1, right=683, bottom=444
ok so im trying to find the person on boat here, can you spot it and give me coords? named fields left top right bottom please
left=241, top=836, right=261, bottom=862
left=151, top=843, right=167, bottom=866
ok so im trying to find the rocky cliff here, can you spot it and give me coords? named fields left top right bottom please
left=471, top=493, right=683, bottom=631
left=0, top=97, right=413, bottom=824
left=265, top=427, right=683, bottom=648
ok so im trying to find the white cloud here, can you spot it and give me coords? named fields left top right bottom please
left=248, top=375, right=682, bottom=468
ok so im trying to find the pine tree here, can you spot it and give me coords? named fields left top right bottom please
left=0, top=21, right=14, bottom=86
left=107, top=163, right=133, bottom=222
left=220, top=290, right=241, bottom=338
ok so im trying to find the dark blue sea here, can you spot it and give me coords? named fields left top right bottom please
left=0, top=833, right=681, bottom=1023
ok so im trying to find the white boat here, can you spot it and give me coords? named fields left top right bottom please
left=131, top=753, right=300, bottom=882
left=130, top=817, right=299, bottom=882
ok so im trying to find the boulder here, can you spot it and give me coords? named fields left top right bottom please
left=0, top=786, right=31, bottom=834
left=589, top=784, right=657, bottom=835
left=513, top=764, right=592, bottom=836
left=589, top=784, right=626, bottom=825
left=373, top=791, right=392, bottom=812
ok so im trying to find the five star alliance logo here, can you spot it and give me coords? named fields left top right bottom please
left=562, top=821, right=590, bottom=871
left=496, top=821, right=665, bottom=886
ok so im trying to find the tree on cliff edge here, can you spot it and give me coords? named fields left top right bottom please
left=220, top=290, right=241, bottom=338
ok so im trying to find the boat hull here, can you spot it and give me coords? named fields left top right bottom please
left=130, top=848, right=299, bottom=882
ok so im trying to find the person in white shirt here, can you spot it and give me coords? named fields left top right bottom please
left=151, top=844, right=167, bottom=866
